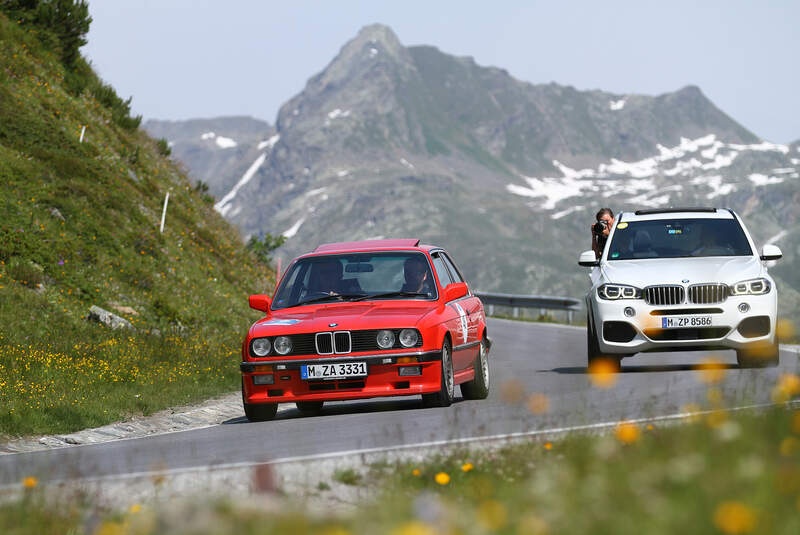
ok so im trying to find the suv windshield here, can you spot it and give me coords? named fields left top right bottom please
left=272, top=252, right=437, bottom=310
left=607, top=218, right=752, bottom=260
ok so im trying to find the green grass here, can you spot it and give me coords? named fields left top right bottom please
left=0, top=12, right=272, bottom=437
left=4, top=404, right=800, bottom=534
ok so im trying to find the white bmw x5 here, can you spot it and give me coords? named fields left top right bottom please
left=579, top=208, right=783, bottom=370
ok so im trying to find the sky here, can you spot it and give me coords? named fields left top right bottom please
left=84, top=0, right=800, bottom=143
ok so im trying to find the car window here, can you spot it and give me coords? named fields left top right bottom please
left=272, top=252, right=436, bottom=309
left=607, top=218, right=753, bottom=260
left=440, top=253, right=464, bottom=283
left=431, top=253, right=453, bottom=287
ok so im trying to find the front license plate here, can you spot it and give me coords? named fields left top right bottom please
left=661, top=315, right=713, bottom=329
left=301, top=361, right=367, bottom=380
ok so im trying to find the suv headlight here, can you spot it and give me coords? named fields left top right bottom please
left=598, top=284, right=642, bottom=300
left=729, top=278, right=771, bottom=296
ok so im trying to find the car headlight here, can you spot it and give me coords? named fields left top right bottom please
left=251, top=338, right=271, bottom=357
left=273, top=336, right=293, bottom=355
left=730, top=278, right=771, bottom=296
left=399, top=329, right=419, bottom=348
left=376, top=330, right=396, bottom=349
left=598, top=284, right=642, bottom=300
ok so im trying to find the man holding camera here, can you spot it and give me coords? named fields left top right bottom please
left=592, top=208, right=615, bottom=259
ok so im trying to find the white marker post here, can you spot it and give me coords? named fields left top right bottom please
left=160, top=191, right=170, bottom=233
left=79, top=125, right=86, bottom=143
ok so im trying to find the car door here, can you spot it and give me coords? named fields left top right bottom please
left=432, top=251, right=477, bottom=371
left=440, top=251, right=482, bottom=363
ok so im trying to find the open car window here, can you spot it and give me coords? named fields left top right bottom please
left=272, top=252, right=437, bottom=310
left=607, top=218, right=753, bottom=260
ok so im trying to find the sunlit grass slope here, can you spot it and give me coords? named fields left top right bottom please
left=0, top=12, right=272, bottom=437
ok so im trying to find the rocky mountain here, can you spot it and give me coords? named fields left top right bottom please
left=144, top=116, right=275, bottom=199
left=150, top=24, right=800, bottom=317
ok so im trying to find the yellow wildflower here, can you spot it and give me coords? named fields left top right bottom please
left=461, top=462, right=474, bottom=472
left=434, top=472, right=450, bottom=485
left=22, top=476, right=37, bottom=489
left=713, top=501, right=757, bottom=534
left=587, top=358, right=618, bottom=388
left=412, top=468, right=421, bottom=477
left=391, top=521, right=437, bottom=535
left=614, top=422, right=640, bottom=444
left=527, top=393, right=550, bottom=414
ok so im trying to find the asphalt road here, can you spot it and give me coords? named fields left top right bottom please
left=1, top=318, right=797, bottom=486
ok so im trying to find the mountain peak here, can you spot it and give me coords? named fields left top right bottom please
left=353, top=23, right=402, bottom=47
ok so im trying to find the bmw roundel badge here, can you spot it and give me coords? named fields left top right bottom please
left=329, top=323, right=338, bottom=328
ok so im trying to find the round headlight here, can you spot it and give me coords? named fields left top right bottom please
left=251, top=338, right=271, bottom=357
left=399, top=329, right=419, bottom=348
left=272, top=336, right=292, bottom=355
left=273, top=336, right=292, bottom=355
left=376, top=330, right=395, bottom=349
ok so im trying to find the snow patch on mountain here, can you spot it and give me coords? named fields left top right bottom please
left=506, top=134, right=792, bottom=211
left=214, top=152, right=267, bottom=216
left=609, top=99, right=626, bottom=111
left=748, top=173, right=783, bottom=186
left=282, top=217, right=306, bottom=239
left=257, top=134, right=280, bottom=150
left=215, top=136, right=237, bottom=149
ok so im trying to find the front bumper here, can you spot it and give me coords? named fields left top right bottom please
left=241, top=349, right=443, bottom=404
left=591, top=291, right=777, bottom=355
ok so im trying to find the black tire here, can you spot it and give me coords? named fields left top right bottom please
left=242, top=378, right=278, bottom=422
left=422, top=338, right=454, bottom=408
left=736, top=340, right=780, bottom=368
left=461, top=337, right=490, bottom=400
left=296, top=401, right=324, bottom=415
left=587, top=313, right=621, bottom=373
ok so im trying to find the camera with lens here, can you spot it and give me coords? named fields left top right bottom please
left=592, top=219, right=608, bottom=236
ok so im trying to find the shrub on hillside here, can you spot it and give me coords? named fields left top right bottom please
left=0, top=0, right=91, bottom=67
left=6, top=257, right=44, bottom=288
left=156, top=138, right=172, bottom=157
left=247, top=233, right=286, bottom=265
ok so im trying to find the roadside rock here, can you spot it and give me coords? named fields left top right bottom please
left=88, top=305, right=134, bottom=330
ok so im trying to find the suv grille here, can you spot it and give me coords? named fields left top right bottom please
left=688, top=284, right=728, bottom=304
left=644, top=285, right=685, bottom=306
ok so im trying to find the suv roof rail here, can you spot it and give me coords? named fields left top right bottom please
left=634, top=207, right=718, bottom=216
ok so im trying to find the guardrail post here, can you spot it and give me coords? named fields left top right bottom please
left=488, top=304, right=494, bottom=316
left=513, top=306, right=519, bottom=318
left=567, top=310, right=573, bottom=324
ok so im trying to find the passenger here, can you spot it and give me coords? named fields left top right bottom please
left=401, top=256, right=434, bottom=296
left=592, top=208, right=615, bottom=259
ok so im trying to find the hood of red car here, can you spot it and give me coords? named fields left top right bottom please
left=249, top=301, right=438, bottom=337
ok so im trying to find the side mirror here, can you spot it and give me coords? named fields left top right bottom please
left=443, top=282, right=468, bottom=302
left=760, top=244, right=782, bottom=261
left=249, top=294, right=271, bottom=312
left=578, top=250, right=599, bottom=267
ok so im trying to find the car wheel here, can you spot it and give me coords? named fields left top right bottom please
left=242, top=378, right=278, bottom=422
left=422, top=338, right=454, bottom=408
left=296, top=401, right=324, bottom=415
left=587, top=313, right=621, bottom=373
left=461, top=336, right=490, bottom=400
left=736, top=340, right=779, bottom=368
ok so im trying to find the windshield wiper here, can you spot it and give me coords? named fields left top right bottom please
left=293, top=293, right=367, bottom=307
left=353, top=291, right=429, bottom=302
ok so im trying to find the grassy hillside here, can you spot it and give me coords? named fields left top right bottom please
left=0, top=12, right=273, bottom=437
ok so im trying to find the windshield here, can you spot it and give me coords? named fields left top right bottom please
left=272, top=252, right=437, bottom=310
left=607, top=218, right=752, bottom=260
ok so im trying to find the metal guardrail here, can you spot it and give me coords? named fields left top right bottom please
left=475, top=292, right=582, bottom=323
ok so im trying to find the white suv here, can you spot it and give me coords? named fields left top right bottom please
left=579, top=208, right=783, bottom=370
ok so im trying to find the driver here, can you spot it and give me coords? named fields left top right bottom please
left=401, top=256, right=434, bottom=296
left=309, top=259, right=344, bottom=295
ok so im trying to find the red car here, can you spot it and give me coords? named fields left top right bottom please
left=240, top=239, right=491, bottom=421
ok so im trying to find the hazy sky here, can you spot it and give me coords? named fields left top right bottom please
left=84, top=0, right=800, bottom=143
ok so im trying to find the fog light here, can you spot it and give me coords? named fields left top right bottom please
left=624, top=307, right=635, bottom=318
left=738, top=302, right=750, bottom=313
left=253, top=374, right=274, bottom=385
left=398, top=366, right=422, bottom=376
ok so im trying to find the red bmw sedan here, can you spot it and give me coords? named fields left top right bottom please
left=240, top=239, right=491, bottom=421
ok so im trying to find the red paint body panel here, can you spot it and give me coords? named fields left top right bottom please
left=240, top=240, right=487, bottom=412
